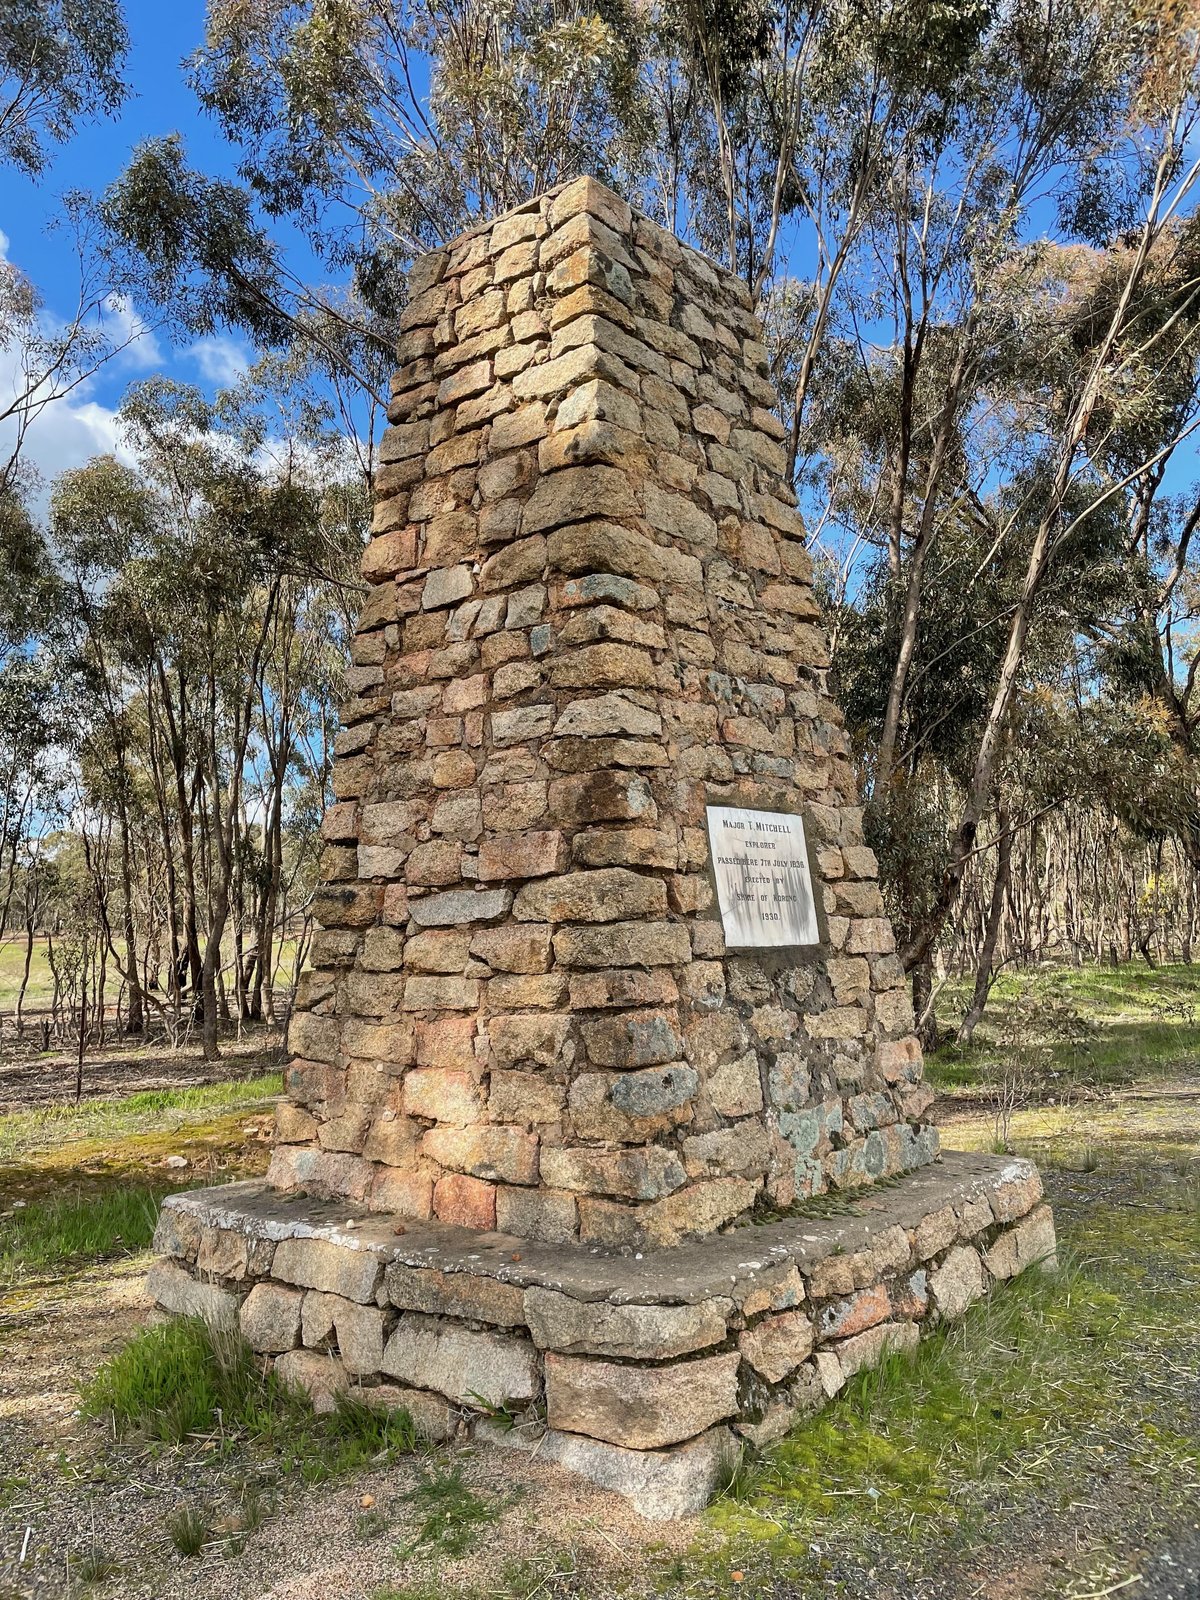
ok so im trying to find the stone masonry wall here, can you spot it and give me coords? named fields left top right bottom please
left=149, top=1152, right=1056, bottom=1519
left=271, top=176, right=937, bottom=1248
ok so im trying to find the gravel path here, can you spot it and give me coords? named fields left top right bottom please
left=1130, top=1528, right=1200, bottom=1600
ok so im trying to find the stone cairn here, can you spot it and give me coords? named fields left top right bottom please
left=278, top=173, right=938, bottom=1233
left=149, top=178, right=1056, bottom=1519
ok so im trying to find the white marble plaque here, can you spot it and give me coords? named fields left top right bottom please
left=706, top=806, right=820, bottom=948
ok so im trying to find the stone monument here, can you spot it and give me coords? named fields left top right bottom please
left=148, top=178, right=1056, bottom=1518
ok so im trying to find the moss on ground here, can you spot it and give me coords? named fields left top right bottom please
left=673, top=1195, right=1198, bottom=1595
left=0, top=1073, right=280, bottom=1206
left=0, top=1072, right=282, bottom=1158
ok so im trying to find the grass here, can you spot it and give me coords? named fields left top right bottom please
left=0, top=1071, right=282, bottom=1213
left=372, top=1587, right=445, bottom=1600
left=81, top=1315, right=421, bottom=1485
left=0, top=1183, right=166, bottom=1287
left=166, top=1502, right=210, bottom=1558
left=0, top=1073, right=283, bottom=1160
left=692, top=1210, right=1199, bottom=1595
left=399, top=1463, right=506, bottom=1558
left=0, top=935, right=302, bottom=1013
left=928, top=960, right=1200, bottom=1095
left=0, top=937, right=55, bottom=1010
left=368, top=1554, right=580, bottom=1600
left=73, top=1542, right=120, bottom=1584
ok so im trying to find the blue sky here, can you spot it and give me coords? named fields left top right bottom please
left=0, top=1, right=251, bottom=499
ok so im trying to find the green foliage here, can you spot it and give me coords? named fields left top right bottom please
left=101, top=135, right=295, bottom=350
left=0, top=1184, right=163, bottom=1286
left=399, top=1463, right=505, bottom=1558
left=72, top=1542, right=120, bottom=1584
left=103, top=0, right=650, bottom=371
left=704, top=1234, right=1197, bottom=1587
left=81, top=1316, right=419, bottom=1481
left=166, top=1502, right=211, bottom=1558
left=0, top=1072, right=283, bottom=1165
left=0, top=0, right=128, bottom=176
left=0, top=493, right=53, bottom=657
left=932, top=961, right=1200, bottom=1094
left=82, top=1317, right=250, bottom=1446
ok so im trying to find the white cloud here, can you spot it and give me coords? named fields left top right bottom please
left=0, top=232, right=162, bottom=517
left=102, top=293, right=164, bottom=372
left=187, top=334, right=250, bottom=388
left=0, top=350, right=134, bottom=520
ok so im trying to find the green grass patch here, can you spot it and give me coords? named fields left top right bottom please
left=399, top=1463, right=506, bottom=1558
left=0, top=1183, right=168, bottom=1286
left=0, top=936, right=302, bottom=1012
left=371, top=1587, right=445, bottom=1600
left=689, top=1195, right=1200, bottom=1595
left=72, top=1542, right=121, bottom=1584
left=0, top=1073, right=283, bottom=1159
left=0, top=1072, right=282, bottom=1206
left=82, top=1316, right=420, bottom=1484
left=726, top=1264, right=1110, bottom=1524
left=0, top=936, right=55, bottom=1010
left=930, top=961, right=1200, bottom=1097
left=166, top=1502, right=211, bottom=1558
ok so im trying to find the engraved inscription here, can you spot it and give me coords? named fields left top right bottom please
left=706, top=806, right=820, bottom=948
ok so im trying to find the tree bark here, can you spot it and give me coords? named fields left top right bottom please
left=958, top=812, right=1012, bottom=1043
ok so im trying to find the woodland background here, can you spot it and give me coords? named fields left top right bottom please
left=4, top=0, right=1200, bottom=1066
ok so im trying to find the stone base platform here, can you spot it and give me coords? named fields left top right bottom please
left=148, top=1150, right=1055, bottom=1519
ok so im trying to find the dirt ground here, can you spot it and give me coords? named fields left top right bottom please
left=2, top=1137, right=1197, bottom=1600
left=0, top=1027, right=285, bottom=1115
left=0, top=1258, right=694, bottom=1600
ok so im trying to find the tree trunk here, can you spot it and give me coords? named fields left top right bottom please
left=911, top=958, right=940, bottom=1053
left=16, top=920, right=34, bottom=1038
left=119, top=817, right=144, bottom=1035
left=959, top=813, right=1012, bottom=1044
left=75, top=941, right=88, bottom=1104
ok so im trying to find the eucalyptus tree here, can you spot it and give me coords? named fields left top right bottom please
left=902, top=29, right=1200, bottom=973
left=49, top=378, right=365, bottom=1056
left=786, top=2, right=1200, bottom=988
left=0, top=487, right=51, bottom=663
left=0, top=0, right=144, bottom=496
left=102, top=0, right=651, bottom=399
left=53, top=453, right=165, bottom=1038
left=647, top=0, right=995, bottom=454
left=0, top=213, right=153, bottom=497
left=0, top=0, right=128, bottom=178
left=1067, top=218, right=1200, bottom=872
